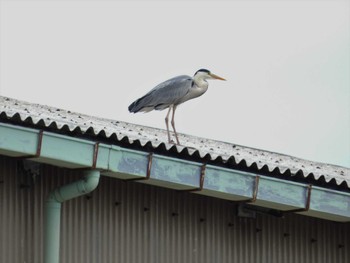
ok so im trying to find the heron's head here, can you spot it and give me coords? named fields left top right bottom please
left=194, top=69, right=226, bottom=81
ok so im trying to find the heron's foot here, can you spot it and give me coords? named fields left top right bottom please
left=173, top=135, right=181, bottom=145
left=168, top=139, right=181, bottom=146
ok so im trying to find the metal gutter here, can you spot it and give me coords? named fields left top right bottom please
left=0, top=122, right=349, bottom=222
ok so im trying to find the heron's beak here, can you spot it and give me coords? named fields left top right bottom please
left=210, top=73, right=226, bottom=81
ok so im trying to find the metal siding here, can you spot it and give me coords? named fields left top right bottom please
left=0, top=155, right=349, bottom=263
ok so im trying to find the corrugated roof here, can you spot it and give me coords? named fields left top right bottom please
left=0, top=95, right=349, bottom=190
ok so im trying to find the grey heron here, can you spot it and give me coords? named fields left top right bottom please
left=128, top=69, right=226, bottom=145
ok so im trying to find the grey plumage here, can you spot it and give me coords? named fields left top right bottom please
left=128, top=69, right=225, bottom=144
left=128, top=75, right=193, bottom=113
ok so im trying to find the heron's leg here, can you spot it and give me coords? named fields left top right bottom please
left=171, top=105, right=180, bottom=145
left=165, top=106, right=173, bottom=143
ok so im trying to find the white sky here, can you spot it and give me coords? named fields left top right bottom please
left=0, top=0, right=349, bottom=168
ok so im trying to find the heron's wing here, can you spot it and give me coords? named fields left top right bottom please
left=129, top=75, right=192, bottom=113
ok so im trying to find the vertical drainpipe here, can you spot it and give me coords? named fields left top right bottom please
left=44, top=170, right=100, bottom=263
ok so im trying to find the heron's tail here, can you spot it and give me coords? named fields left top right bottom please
left=129, top=93, right=155, bottom=113
left=128, top=100, right=139, bottom=113
left=128, top=96, right=148, bottom=113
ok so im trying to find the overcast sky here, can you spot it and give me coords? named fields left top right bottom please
left=0, top=0, right=349, bottom=168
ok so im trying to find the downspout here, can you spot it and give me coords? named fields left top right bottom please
left=44, top=170, right=100, bottom=263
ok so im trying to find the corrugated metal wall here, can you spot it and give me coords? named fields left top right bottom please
left=0, top=155, right=349, bottom=263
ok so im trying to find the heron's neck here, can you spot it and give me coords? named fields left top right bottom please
left=193, top=75, right=209, bottom=89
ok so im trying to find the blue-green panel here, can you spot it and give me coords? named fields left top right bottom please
left=150, top=155, right=201, bottom=187
left=0, top=123, right=39, bottom=156
left=40, top=133, right=95, bottom=167
left=310, top=187, right=350, bottom=217
left=257, top=177, right=307, bottom=208
left=108, top=146, right=148, bottom=178
left=95, top=143, right=110, bottom=170
left=203, top=166, right=255, bottom=198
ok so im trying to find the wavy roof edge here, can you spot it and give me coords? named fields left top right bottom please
left=0, top=96, right=349, bottom=190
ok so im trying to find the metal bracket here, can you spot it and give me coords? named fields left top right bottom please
left=285, top=184, right=312, bottom=213
left=124, top=152, right=153, bottom=181
left=17, top=160, right=41, bottom=188
left=17, top=130, right=44, bottom=159
left=178, top=163, right=206, bottom=192
left=72, top=142, right=102, bottom=171
left=237, top=176, right=260, bottom=203
left=92, top=142, right=99, bottom=169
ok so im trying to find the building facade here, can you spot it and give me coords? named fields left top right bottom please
left=0, top=96, right=349, bottom=262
